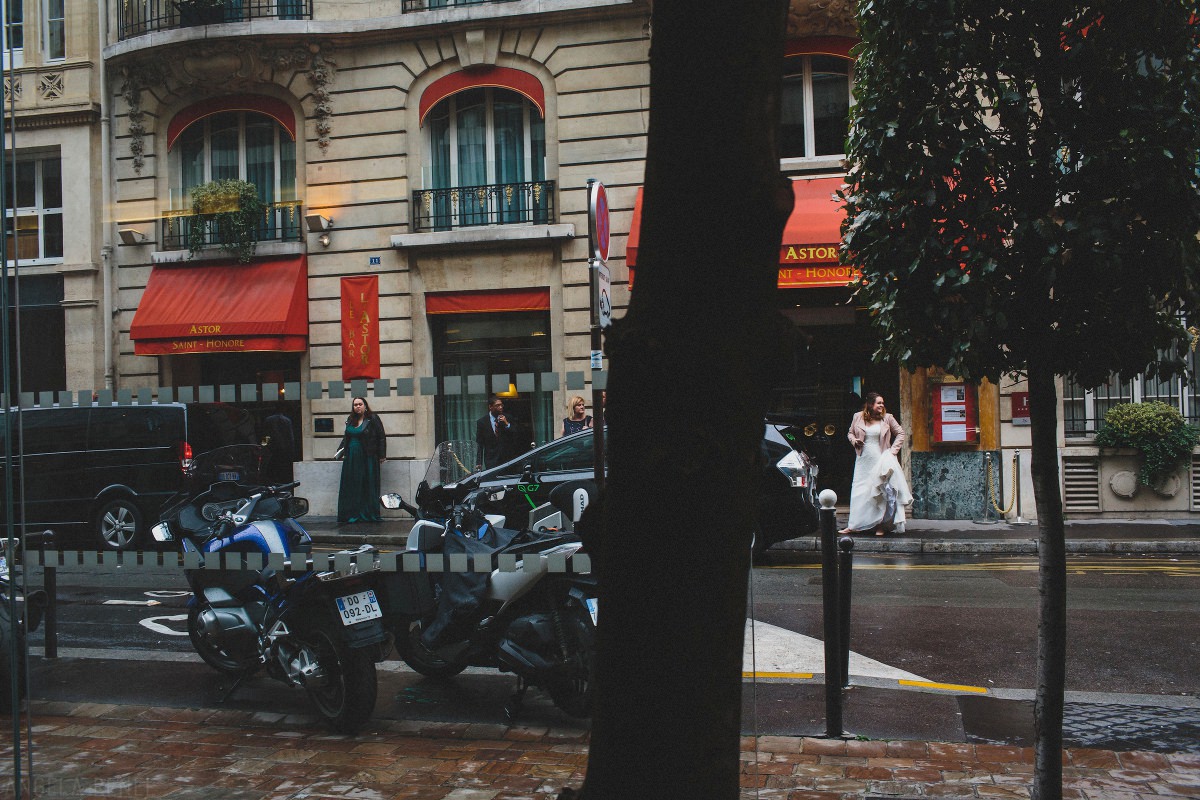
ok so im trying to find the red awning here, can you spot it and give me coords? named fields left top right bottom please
left=167, top=95, right=298, bottom=150
left=419, top=67, right=546, bottom=125
left=625, top=177, right=855, bottom=288
left=426, top=288, right=550, bottom=315
left=129, top=256, right=309, bottom=355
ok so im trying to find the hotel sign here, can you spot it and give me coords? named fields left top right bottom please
left=778, top=243, right=858, bottom=288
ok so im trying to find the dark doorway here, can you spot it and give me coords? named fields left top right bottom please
left=769, top=293, right=899, bottom=501
left=1, top=275, right=65, bottom=397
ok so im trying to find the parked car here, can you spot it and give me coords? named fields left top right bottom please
left=0, top=402, right=257, bottom=551
left=462, top=418, right=820, bottom=555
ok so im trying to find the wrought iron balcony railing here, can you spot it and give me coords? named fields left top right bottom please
left=159, top=201, right=304, bottom=252
left=401, top=0, right=518, bottom=11
left=119, top=0, right=313, bottom=40
left=412, top=181, right=555, bottom=232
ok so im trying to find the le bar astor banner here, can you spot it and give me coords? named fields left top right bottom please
left=341, top=276, right=380, bottom=380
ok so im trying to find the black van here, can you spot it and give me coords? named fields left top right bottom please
left=0, top=403, right=256, bottom=550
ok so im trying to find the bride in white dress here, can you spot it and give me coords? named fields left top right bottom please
left=843, top=392, right=912, bottom=535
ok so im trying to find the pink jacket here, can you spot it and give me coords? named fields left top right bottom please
left=847, top=411, right=905, bottom=456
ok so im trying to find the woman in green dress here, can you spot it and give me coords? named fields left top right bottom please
left=335, top=397, right=386, bottom=523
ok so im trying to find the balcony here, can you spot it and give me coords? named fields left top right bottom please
left=159, top=201, right=304, bottom=253
left=412, top=181, right=555, bottom=232
left=119, top=0, right=313, bottom=40
left=401, top=0, right=517, bottom=11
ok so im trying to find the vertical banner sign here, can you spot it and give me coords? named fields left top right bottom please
left=341, top=276, right=380, bottom=379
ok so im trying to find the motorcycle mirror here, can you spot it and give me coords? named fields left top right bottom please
left=380, top=493, right=403, bottom=509
left=519, top=464, right=535, bottom=484
left=150, top=522, right=174, bottom=543
left=488, top=489, right=506, bottom=502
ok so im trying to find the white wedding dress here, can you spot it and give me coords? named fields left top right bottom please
left=846, top=421, right=913, bottom=533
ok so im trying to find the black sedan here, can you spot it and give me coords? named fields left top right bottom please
left=463, top=419, right=820, bottom=555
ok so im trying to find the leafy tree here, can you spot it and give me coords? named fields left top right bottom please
left=843, top=2, right=1200, bottom=797
left=559, top=1, right=793, bottom=798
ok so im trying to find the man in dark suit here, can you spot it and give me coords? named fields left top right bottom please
left=262, top=403, right=296, bottom=483
left=475, top=395, right=521, bottom=470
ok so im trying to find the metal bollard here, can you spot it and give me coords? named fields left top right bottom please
left=817, top=489, right=842, bottom=738
left=837, top=535, right=854, bottom=689
left=43, top=562, right=57, bottom=659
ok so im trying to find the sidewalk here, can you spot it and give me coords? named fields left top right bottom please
left=309, top=514, right=1200, bottom=555
left=3, top=698, right=1197, bottom=799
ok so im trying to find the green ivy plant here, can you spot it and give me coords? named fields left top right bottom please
left=187, top=179, right=266, bottom=263
left=1094, top=401, right=1200, bottom=487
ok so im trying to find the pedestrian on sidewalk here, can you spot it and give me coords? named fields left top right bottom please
left=843, top=391, right=912, bottom=535
left=558, top=395, right=593, bottom=438
left=335, top=396, right=386, bottom=524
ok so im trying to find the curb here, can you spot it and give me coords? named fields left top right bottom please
left=306, top=531, right=1200, bottom=556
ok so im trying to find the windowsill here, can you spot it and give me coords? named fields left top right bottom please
left=391, top=223, right=575, bottom=251
left=151, top=241, right=303, bottom=264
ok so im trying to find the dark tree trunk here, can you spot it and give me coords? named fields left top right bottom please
left=1028, top=358, right=1065, bottom=800
left=563, top=2, right=792, bottom=799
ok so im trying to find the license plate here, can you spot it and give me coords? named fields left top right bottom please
left=217, top=471, right=240, bottom=481
left=335, top=589, right=382, bottom=626
left=585, top=598, right=598, bottom=626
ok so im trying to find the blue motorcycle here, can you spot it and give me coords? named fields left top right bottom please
left=153, top=445, right=389, bottom=734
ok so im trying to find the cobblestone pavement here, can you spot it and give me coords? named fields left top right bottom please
left=1063, top=702, right=1200, bottom=755
left=3, top=701, right=1199, bottom=799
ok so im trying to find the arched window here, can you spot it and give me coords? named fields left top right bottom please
left=173, top=110, right=297, bottom=208
left=781, top=55, right=853, bottom=160
left=423, top=87, right=547, bottom=228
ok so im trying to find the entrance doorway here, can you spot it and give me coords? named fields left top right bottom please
left=769, top=299, right=899, bottom=501
left=431, top=311, right=553, bottom=449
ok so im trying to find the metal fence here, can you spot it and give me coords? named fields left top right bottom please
left=401, top=0, right=517, bottom=11
left=411, top=181, right=555, bottom=232
left=119, top=0, right=313, bottom=39
left=158, top=202, right=304, bottom=251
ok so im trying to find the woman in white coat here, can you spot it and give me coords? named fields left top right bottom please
left=842, top=392, right=912, bottom=535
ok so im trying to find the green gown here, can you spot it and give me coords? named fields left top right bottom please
left=337, top=420, right=382, bottom=523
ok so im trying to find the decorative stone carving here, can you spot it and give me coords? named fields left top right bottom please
left=117, top=62, right=167, bottom=174
left=4, top=76, right=22, bottom=103
left=787, top=0, right=856, bottom=37
left=1108, top=470, right=1139, bottom=499
left=39, top=73, right=64, bottom=100
left=454, top=28, right=501, bottom=68
left=116, top=41, right=337, bottom=168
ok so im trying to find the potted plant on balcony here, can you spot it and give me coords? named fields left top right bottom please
left=176, top=0, right=228, bottom=27
left=187, top=179, right=267, bottom=263
left=1094, top=400, right=1200, bottom=491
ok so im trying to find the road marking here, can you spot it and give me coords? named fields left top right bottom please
left=103, top=599, right=162, bottom=606
left=743, top=671, right=814, bottom=680
left=139, top=614, right=189, bottom=636
left=761, top=558, right=1200, bottom=576
left=745, top=620, right=928, bottom=682
left=899, top=679, right=988, bottom=694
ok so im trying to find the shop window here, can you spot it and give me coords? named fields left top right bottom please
left=422, top=87, right=549, bottom=229
left=2, top=275, right=65, bottom=395
left=4, top=153, right=63, bottom=264
left=431, top=310, right=554, bottom=447
left=781, top=55, right=853, bottom=160
left=43, top=0, right=64, bottom=60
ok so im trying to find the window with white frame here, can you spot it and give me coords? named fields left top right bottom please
left=1064, top=343, right=1200, bottom=435
left=781, top=55, right=853, bottom=160
left=4, top=0, right=24, bottom=68
left=425, top=87, right=546, bottom=227
left=43, top=0, right=64, bottom=60
left=173, top=110, right=297, bottom=209
left=4, top=153, right=63, bottom=264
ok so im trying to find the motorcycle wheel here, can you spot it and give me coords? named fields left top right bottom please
left=400, top=622, right=468, bottom=679
left=546, top=603, right=595, bottom=718
left=301, top=620, right=377, bottom=735
left=187, top=605, right=248, bottom=676
left=0, top=603, right=25, bottom=714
